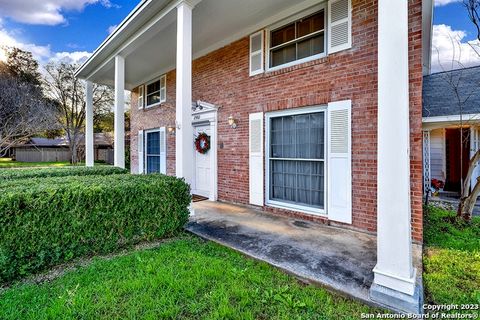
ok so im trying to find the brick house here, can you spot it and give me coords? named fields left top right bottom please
left=76, top=0, right=434, bottom=313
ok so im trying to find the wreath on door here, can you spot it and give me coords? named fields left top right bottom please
left=195, top=132, right=211, bottom=154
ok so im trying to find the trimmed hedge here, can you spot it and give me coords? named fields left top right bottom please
left=0, top=166, right=128, bottom=181
left=0, top=174, right=191, bottom=284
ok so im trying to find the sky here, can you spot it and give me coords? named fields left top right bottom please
left=0, top=0, right=479, bottom=73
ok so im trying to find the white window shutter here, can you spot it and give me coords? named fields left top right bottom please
left=138, top=86, right=144, bottom=110
left=249, top=31, right=264, bottom=76
left=160, top=75, right=167, bottom=103
left=138, top=130, right=144, bottom=174
left=249, top=112, right=264, bottom=206
left=160, top=127, right=167, bottom=174
left=327, top=100, right=352, bottom=224
left=328, top=0, right=352, bottom=54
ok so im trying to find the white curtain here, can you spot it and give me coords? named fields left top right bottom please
left=270, top=112, right=325, bottom=209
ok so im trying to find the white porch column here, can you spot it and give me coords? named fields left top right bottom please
left=175, top=1, right=194, bottom=184
left=114, top=55, right=125, bottom=169
left=371, top=0, right=420, bottom=314
left=85, top=80, right=94, bottom=167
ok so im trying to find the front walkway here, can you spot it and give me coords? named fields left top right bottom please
left=186, top=201, right=422, bottom=309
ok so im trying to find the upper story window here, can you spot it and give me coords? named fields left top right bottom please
left=269, top=10, right=325, bottom=69
left=249, top=0, right=352, bottom=75
left=145, top=75, right=166, bottom=108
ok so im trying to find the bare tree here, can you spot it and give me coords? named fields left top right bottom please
left=0, top=74, right=57, bottom=156
left=465, top=0, right=480, bottom=41
left=43, top=62, right=114, bottom=164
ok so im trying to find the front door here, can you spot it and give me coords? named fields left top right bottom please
left=445, top=128, right=470, bottom=192
left=193, top=124, right=211, bottom=198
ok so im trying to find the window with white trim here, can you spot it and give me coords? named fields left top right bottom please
left=269, top=10, right=325, bottom=69
left=138, top=85, right=144, bottom=109
left=267, top=108, right=326, bottom=213
left=145, top=128, right=166, bottom=174
left=145, top=75, right=166, bottom=108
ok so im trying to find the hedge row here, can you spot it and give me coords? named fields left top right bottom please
left=0, top=174, right=191, bottom=284
left=0, top=166, right=128, bottom=181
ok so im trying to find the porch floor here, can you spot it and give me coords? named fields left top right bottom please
left=186, top=201, right=422, bottom=309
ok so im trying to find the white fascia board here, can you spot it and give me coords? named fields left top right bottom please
left=77, top=0, right=203, bottom=80
left=422, top=114, right=480, bottom=123
left=75, top=0, right=152, bottom=79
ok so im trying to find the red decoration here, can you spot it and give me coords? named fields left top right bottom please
left=195, top=132, right=210, bottom=154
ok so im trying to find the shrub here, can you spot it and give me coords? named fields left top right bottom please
left=0, top=174, right=191, bottom=284
left=0, top=166, right=128, bottom=181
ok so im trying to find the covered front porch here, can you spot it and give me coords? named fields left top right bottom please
left=76, top=0, right=422, bottom=313
left=187, top=201, right=423, bottom=311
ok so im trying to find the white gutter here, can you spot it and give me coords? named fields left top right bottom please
left=422, top=113, right=480, bottom=123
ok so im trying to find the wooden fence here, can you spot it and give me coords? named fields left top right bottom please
left=15, top=148, right=71, bottom=162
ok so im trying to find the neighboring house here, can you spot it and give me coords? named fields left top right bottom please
left=422, top=66, right=480, bottom=194
left=13, top=134, right=114, bottom=163
left=76, top=0, right=434, bottom=313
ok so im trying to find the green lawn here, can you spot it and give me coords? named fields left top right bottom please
left=0, top=158, right=109, bottom=169
left=423, top=205, right=480, bottom=306
left=0, top=235, right=379, bottom=319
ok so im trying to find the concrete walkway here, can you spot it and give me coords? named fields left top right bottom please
left=186, top=201, right=422, bottom=309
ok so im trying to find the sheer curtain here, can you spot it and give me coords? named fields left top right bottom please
left=270, top=112, right=325, bottom=209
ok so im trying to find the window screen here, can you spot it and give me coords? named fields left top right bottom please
left=269, top=112, right=325, bottom=209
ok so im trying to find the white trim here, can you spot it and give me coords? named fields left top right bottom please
left=327, top=0, right=352, bottom=53
left=144, top=127, right=167, bottom=174
left=422, top=130, right=431, bottom=196
left=85, top=81, right=94, bottom=167
left=265, top=105, right=327, bottom=216
left=265, top=4, right=327, bottom=72
left=78, top=0, right=182, bottom=80
left=191, top=107, right=218, bottom=201
left=137, top=85, right=145, bottom=110
left=372, top=267, right=417, bottom=296
left=114, top=55, right=126, bottom=169
left=423, top=113, right=480, bottom=123
left=145, top=75, right=167, bottom=108
left=249, top=112, right=264, bottom=206
left=327, top=99, right=352, bottom=224
left=373, top=0, right=416, bottom=299
left=138, top=129, right=144, bottom=174
left=249, top=31, right=264, bottom=76
left=442, top=128, right=446, bottom=179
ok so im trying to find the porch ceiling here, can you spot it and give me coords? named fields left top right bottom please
left=76, top=0, right=320, bottom=90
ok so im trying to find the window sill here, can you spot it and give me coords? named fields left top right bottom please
left=142, top=101, right=168, bottom=111
left=266, top=201, right=327, bottom=217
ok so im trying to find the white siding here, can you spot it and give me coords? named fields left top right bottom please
left=430, top=128, right=445, bottom=181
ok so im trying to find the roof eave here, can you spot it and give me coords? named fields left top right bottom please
left=75, top=0, right=154, bottom=79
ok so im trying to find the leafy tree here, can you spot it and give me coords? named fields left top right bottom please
left=1, top=46, right=42, bottom=86
left=43, top=62, right=114, bottom=164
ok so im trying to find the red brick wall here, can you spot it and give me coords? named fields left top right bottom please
left=130, top=0, right=424, bottom=242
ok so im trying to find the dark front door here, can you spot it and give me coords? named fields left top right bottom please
left=445, top=128, right=470, bottom=192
